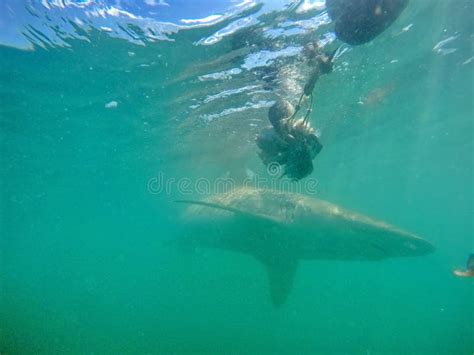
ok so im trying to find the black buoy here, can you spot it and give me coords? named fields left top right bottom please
left=326, top=0, right=409, bottom=45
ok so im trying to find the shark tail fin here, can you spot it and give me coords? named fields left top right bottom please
left=175, top=199, right=281, bottom=224
left=175, top=199, right=242, bottom=214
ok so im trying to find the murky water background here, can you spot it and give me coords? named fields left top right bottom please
left=1, top=1, right=473, bottom=353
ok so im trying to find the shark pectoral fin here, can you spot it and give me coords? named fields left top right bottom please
left=257, top=255, right=299, bottom=308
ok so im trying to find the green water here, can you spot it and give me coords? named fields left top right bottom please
left=1, top=2, right=473, bottom=354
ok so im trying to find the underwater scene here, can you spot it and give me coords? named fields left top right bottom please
left=1, top=0, right=473, bottom=353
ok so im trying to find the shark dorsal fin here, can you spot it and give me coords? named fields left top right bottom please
left=175, top=199, right=282, bottom=224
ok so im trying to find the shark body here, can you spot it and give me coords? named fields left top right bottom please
left=176, top=187, right=435, bottom=306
